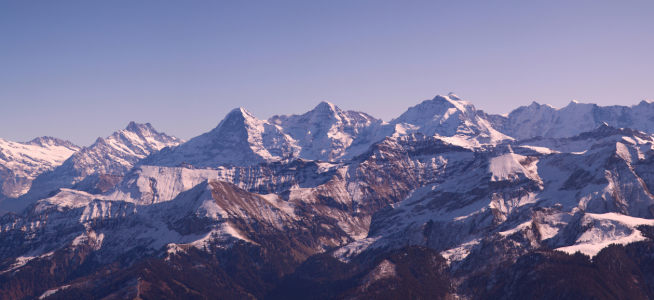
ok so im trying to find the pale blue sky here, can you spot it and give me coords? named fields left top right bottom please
left=1, top=0, right=653, bottom=146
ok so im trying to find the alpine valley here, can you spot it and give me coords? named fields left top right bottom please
left=3, top=94, right=654, bottom=299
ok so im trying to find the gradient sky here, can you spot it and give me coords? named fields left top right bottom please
left=1, top=0, right=653, bottom=146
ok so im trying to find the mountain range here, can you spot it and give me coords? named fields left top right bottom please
left=2, top=94, right=654, bottom=299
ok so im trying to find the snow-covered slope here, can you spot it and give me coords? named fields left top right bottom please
left=269, top=101, right=383, bottom=161
left=61, top=121, right=183, bottom=177
left=551, top=212, right=654, bottom=257
left=389, top=93, right=513, bottom=148
left=2, top=122, right=183, bottom=212
left=0, top=137, right=80, bottom=198
left=142, top=103, right=384, bottom=168
left=489, top=99, right=654, bottom=139
left=143, top=95, right=512, bottom=170
left=140, top=108, right=299, bottom=167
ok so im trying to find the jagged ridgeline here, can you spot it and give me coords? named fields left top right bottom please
left=3, top=94, right=654, bottom=299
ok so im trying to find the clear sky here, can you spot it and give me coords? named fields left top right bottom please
left=1, top=0, right=653, bottom=146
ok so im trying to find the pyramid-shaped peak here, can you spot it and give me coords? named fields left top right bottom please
left=214, top=107, right=262, bottom=131
left=92, top=136, right=107, bottom=146
left=392, top=95, right=475, bottom=126
left=313, top=101, right=339, bottom=113
left=304, top=101, right=342, bottom=121
left=432, top=95, right=452, bottom=102
left=124, top=122, right=160, bottom=138
left=429, top=94, right=474, bottom=111
left=432, top=94, right=467, bottom=103
left=225, top=107, right=257, bottom=118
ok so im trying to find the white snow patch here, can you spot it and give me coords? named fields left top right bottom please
left=499, top=221, right=532, bottom=236
left=519, top=145, right=558, bottom=155
left=441, top=238, right=481, bottom=264
left=556, top=213, right=654, bottom=257
left=488, top=153, right=528, bottom=182
left=39, top=285, right=70, bottom=299
left=0, top=256, right=34, bottom=274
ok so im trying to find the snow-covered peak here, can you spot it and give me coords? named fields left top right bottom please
left=269, top=102, right=382, bottom=161
left=142, top=101, right=385, bottom=168
left=214, top=107, right=261, bottom=130
left=84, top=121, right=183, bottom=163
left=141, top=108, right=298, bottom=168
left=124, top=121, right=161, bottom=138
left=487, top=100, right=599, bottom=140
left=486, top=98, right=654, bottom=140
left=143, top=95, right=519, bottom=169
left=223, top=107, right=256, bottom=121
left=206, top=107, right=271, bottom=144
left=314, top=101, right=338, bottom=113
left=0, top=137, right=81, bottom=198
left=269, top=101, right=350, bottom=126
left=22, top=136, right=78, bottom=149
left=392, top=95, right=473, bottom=126
left=95, top=122, right=183, bottom=158
left=517, top=122, right=654, bottom=155
left=304, top=101, right=342, bottom=122
left=389, top=94, right=512, bottom=146
left=7, top=122, right=184, bottom=211
left=125, top=120, right=149, bottom=132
